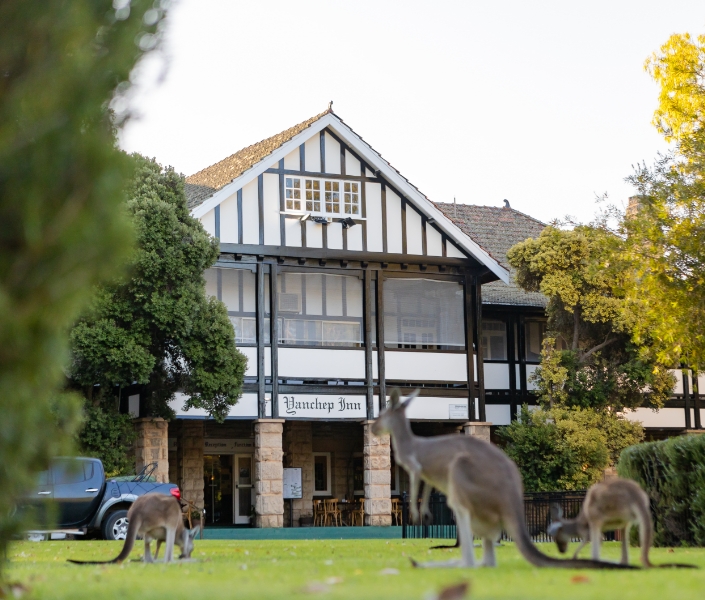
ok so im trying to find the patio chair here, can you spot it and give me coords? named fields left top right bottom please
left=313, top=499, right=326, bottom=526
left=350, top=501, right=365, bottom=526
left=324, top=498, right=342, bottom=526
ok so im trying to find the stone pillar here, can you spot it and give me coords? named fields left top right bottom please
left=178, top=420, right=204, bottom=510
left=283, top=421, right=313, bottom=527
left=254, top=419, right=284, bottom=528
left=133, top=417, right=169, bottom=483
left=363, top=421, right=392, bottom=526
left=463, top=421, right=492, bottom=443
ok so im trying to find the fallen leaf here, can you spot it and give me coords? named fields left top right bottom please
left=302, top=582, right=330, bottom=594
left=668, top=548, right=675, bottom=553
left=379, top=568, right=399, bottom=575
left=570, top=575, right=590, bottom=584
left=325, top=577, right=343, bottom=584
left=436, top=581, right=471, bottom=600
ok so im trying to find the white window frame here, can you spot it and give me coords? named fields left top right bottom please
left=283, top=177, right=361, bottom=218
left=312, top=452, right=332, bottom=496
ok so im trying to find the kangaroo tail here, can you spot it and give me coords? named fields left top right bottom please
left=635, top=492, right=655, bottom=568
left=507, top=508, right=638, bottom=570
left=67, top=516, right=139, bottom=565
left=656, top=563, right=699, bottom=569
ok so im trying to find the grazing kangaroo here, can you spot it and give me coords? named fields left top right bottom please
left=371, top=389, right=635, bottom=569
left=548, top=478, right=696, bottom=568
left=68, top=494, right=199, bottom=564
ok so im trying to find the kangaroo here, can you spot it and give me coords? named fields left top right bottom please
left=371, top=389, right=635, bottom=569
left=548, top=478, right=696, bottom=568
left=68, top=494, right=199, bottom=565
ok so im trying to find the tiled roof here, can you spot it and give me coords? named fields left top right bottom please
left=435, top=203, right=548, bottom=308
left=185, top=110, right=330, bottom=209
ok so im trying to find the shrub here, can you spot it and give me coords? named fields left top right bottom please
left=617, top=434, right=705, bottom=546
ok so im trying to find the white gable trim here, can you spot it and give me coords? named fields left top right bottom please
left=190, top=113, right=509, bottom=283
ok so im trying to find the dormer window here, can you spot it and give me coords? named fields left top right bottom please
left=286, top=177, right=359, bottom=217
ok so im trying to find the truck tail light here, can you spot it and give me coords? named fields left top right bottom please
left=170, top=487, right=181, bottom=500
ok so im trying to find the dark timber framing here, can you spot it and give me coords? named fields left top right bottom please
left=320, top=130, right=326, bottom=173
left=270, top=261, right=279, bottom=417
left=473, top=275, right=486, bottom=422
left=683, top=368, right=692, bottom=430
left=237, top=188, right=243, bottom=244
left=258, top=174, right=265, bottom=245
left=214, top=205, right=221, bottom=239
left=278, top=159, right=286, bottom=246
left=381, top=184, right=388, bottom=254
left=364, top=269, right=374, bottom=418
left=693, top=370, right=703, bottom=430
left=256, top=262, right=266, bottom=418
left=400, top=197, right=407, bottom=255
left=376, top=271, right=386, bottom=411
left=464, top=273, right=476, bottom=421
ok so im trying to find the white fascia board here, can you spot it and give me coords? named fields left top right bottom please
left=190, top=113, right=509, bottom=283
left=190, top=116, right=333, bottom=219
left=325, top=117, right=509, bottom=283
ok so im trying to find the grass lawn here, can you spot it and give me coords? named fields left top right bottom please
left=4, top=539, right=705, bottom=599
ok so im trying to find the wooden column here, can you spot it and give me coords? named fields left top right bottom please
left=693, top=370, right=703, bottom=430
left=474, top=275, right=486, bottom=423
left=464, top=273, right=476, bottom=422
left=507, top=313, right=518, bottom=421
left=683, top=369, right=692, bottom=430
left=364, top=268, right=374, bottom=419
left=270, top=262, right=279, bottom=418
left=376, top=272, right=386, bottom=411
left=257, top=262, right=266, bottom=418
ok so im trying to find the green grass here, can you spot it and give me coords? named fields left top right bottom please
left=4, top=539, right=705, bottom=599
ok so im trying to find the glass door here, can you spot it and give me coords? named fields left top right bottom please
left=233, top=454, right=253, bottom=525
left=203, top=455, right=234, bottom=526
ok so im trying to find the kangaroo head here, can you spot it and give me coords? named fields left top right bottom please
left=547, top=504, right=570, bottom=554
left=371, top=388, right=418, bottom=436
left=179, top=526, right=200, bottom=559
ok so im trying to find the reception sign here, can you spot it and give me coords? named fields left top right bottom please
left=279, top=395, right=367, bottom=419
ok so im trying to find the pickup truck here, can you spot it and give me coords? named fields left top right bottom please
left=24, top=457, right=180, bottom=541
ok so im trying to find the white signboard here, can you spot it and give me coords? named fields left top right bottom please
left=283, top=468, right=302, bottom=499
left=203, top=438, right=255, bottom=454
left=449, top=404, right=468, bottom=419
left=279, top=395, right=367, bottom=419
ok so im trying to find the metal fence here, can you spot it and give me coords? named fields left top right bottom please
left=401, top=490, right=590, bottom=542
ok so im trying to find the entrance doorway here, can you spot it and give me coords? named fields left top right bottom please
left=233, top=454, right=254, bottom=525
left=203, top=455, right=234, bottom=526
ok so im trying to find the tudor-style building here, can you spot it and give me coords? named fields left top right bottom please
left=148, top=108, right=516, bottom=528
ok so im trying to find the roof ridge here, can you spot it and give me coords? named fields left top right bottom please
left=435, top=202, right=547, bottom=228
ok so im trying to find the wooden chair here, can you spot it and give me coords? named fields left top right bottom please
left=313, top=500, right=326, bottom=527
left=391, top=498, right=402, bottom=525
left=350, top=501, right=365, bottom=526
left=324, top=498, right=342, bottom=526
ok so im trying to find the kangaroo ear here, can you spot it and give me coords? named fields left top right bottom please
left=400, top=389, right=420, bottom=409
left=189, top=526, right=200, bottom=539
left=550, top=503, right=563, bottom=521
left=389, top=388, right=401, bottom=407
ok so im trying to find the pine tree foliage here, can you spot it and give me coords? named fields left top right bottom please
left=0, top=0, right=165, bottom=571
left=69, top=155, right=247, bottom=421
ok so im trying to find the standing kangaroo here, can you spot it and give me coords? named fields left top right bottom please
left=371, top=389, right=635, bottom=569
left=68, top=494, right=199, bottom=564
left=548, top=478, right=696, bottom=569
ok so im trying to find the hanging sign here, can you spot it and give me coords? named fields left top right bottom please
left=448, top=404, right=468, bottom=419
left=279, top=395, right=367, bottom=418
left=283, top=468, right=302, bottom=499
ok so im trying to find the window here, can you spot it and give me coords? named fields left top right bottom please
left=278, top=272, right=363, bottom=347
left=305, top=179, right=320, bottom=212
left=383, top=278, right=465, bottom=350
left=525, top=320, right=546, bottom=362
left=205, top=267, right=270, bottom=345
left=343, top=182, right=360, bottom=215
left=285, top=177, right=302, bottom=211
left=52, top=459, right=90, bottom=485
left=313, top=453, right=331, bottom=496
left=283, top=177, right=359, bottom=217
left=482, top=320, right=507, bottom=360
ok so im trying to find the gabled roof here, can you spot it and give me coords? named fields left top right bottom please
left=435, top=203, right=548, bottom=307
left=185, top=110, right=511, bottom=284
left=185, top=110, right=329, bottom=209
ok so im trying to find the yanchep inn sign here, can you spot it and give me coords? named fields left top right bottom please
left=279, top=395, right=367, bottom=419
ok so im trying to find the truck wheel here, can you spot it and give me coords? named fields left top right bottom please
left=102, top=510, right=129, bottom=541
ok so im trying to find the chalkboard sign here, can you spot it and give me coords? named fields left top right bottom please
left=283, top=467, right=302, bottom=499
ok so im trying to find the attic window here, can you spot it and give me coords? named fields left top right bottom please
left=286, top=177, right=359, bottom=217
left=285, top=178, right=301, bottom=210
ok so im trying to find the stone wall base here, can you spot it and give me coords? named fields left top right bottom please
left=133, top=417, right=169, bottom=483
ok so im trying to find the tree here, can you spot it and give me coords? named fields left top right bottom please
left=507, top=226, right=673, bottom=411
left=69, top=155, right=247, bottom=423
left=619, top=32, right=705, bottom=373
left=498, top=406, right=643, bottom=492
left=0, top=0, right=165, bottom=572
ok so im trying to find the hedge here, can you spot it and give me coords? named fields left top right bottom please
left=617, top=433, right=705, bottom=546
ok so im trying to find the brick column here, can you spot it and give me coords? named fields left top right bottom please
left=363, top=421, right=392, bottom=526
left=133, top=417, right=169, bottom=483
left=178, top=420, right=204, bottom=510
left=283, top=421, right=313, bottom=527
left=463, top=421, right=492, bottom=443
left=254, top=419, right=284, bottom=528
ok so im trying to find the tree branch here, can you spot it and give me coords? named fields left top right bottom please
left=579, top=336, right=618, bottom=363
left=572, top=308, right=580, bottom=351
